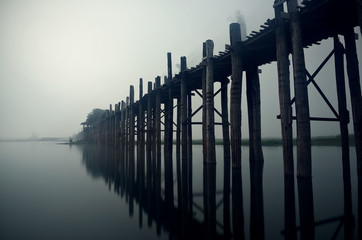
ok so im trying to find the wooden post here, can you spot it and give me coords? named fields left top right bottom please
left=274, top=1, right=294, bottom=176
left=221, top=78, right=231, bottom=161
left=147, top=81, right=153, bottom=168
left=181, top=56, right=188, bottom=161
left=229, top=23, right=243, bottom=168
left=114, top=103, right=119, bottom=146
left=204, top=40, right=216, bottom=164
left=202, top=42, right=207, bottom=158
left=138, top=78, right=145, bottom=185
left=120, top=101, right=126, bottom=154
left=165, top=53, right=174, bottom=210
left=334, top=36, right=351, bottom=178
left=187, top=91, right=193, bottom=160
left=287, top=0, right=311, bottom=177
left=129, top=85, right=135, bottom=179
left=246, top=66, right=264, bottom=162
left=125, top=97, right=130, bottom=161
left=344, top=28, right=362, bottom=176
left=155, top=77, right=162, bottom=164
left=164, top=52, right=173, bottom=161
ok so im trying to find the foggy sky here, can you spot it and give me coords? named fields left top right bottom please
left=0, top=0, right=361, bottom=139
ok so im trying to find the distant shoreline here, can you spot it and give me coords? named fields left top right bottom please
left=48, top=134, right=355, bottom=147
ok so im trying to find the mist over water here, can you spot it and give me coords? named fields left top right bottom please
left=0, top=141, right=358, bottom=239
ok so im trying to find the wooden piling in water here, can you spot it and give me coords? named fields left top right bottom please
left=187, top=90, right=193, bottom=160
left=204, top=40, right=216, bottom=164
left=180, top=56, right=188, bottom=161
left=147, top=81, right=153, bottom=166
left=274, top=1, right=294, bottom=176
left=287, top=0, right=311, bottom=177
left=115, top=103, right=120, bottom=146
left=120, top=101, right=126, bottom=154
left=125, top=97, right=130, bottom=160
left=343, top=28, right=362, bottom=177
left=138, top=78, right=145, bottom=182
left=129, top=86, right=135, bottom=171
left=155, top=77, right=161, bottom=163
left=221, top=78, right=230, bottom=161
left=246, top=66, right=264, bottom=162
left=229, top=23, right=243, bottom=168
left=334, top=36, right=351, bottom=173
left=164, top=52, right=173, bottom=161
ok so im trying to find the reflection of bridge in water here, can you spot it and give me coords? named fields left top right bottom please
left=80, top=145, right=355, bottom=239
left=80, top=0, right=361, bottom=238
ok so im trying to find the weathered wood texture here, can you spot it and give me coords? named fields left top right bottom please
left=204, top=40, right=216, bottom=164
left=246, top=66, right=264, bottom=162
left=274, top=2, right=294, bottom=176
left=180, top=56, right=188, bottom=161
left=221, top=79, right=230, bottom=161
left=229, top=23, right=243, bottom=168
left=288, top=0, right=311, bottom=177
left=344, top=28, right=362, bottom=176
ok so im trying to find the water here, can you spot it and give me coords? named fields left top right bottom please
left=0, top=141, right=359, bottom=239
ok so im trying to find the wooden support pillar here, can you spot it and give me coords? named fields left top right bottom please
left=202, top=42, right=207, bottom=158
left=187, top=91, right=193, bottom=159
left=229, top=23, right=243, bottom=168
left=344, top=28, right=362, bottom=176
left=125, top=97, right=130, bottom=161
left=246, top=66, right=264, bottom=162
left=147, top=81, right=153, bottom=167
left=165, top=53, right=174, bottom=210
left=138, top=78, right=145, bottom=184
left=274, top=1, right=294, bottom=176
left=181, top=56, right=188, bottom=161
left=164, top=52, right=173, bottom=161
left=129, top=86, right=135, bottom=178
left=120, top=101, right=126, bottom=154
left=287, top=0, right=311, bottom=177
left=115, top=103, right=120, bottom=146
left=221, top=78, right=230, bottom=161
left=334, top=36, right=351, bottom=178
left=155, top=77, right=162, bottom=164
left=204, top=40, right=216, bottom=164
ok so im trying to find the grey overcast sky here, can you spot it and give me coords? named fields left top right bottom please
left=0, top=0, right=361, bottom=139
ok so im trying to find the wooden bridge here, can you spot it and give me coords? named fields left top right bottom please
left=82, top=0, right=361, bottom=181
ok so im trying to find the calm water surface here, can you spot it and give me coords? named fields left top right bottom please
left=0, top=141, right=359, bottom=239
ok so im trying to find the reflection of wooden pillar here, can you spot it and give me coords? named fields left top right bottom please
left=250, top=161, right=264, bottom=239
left=274, top=2, right=293, bottom=176
left=223, top=154, right=231, bottom=238
left=232, top=168, right=245, bottom=239
left=221, top=79, right=230, bottom=161
left=203, top=163, right=216, bottom=239
left=344, top=28, right=362, bottom=176
left=287, top=0, right=311, bottom=177
left=204, top=40, right=216, bottom=163
left=229, top=23, right=243, bottom=168
left=246, top=66, right=264, bottom=162
left=284, top=176, right=297, bottom=240
left=297, top=177, right=314, bottom=240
